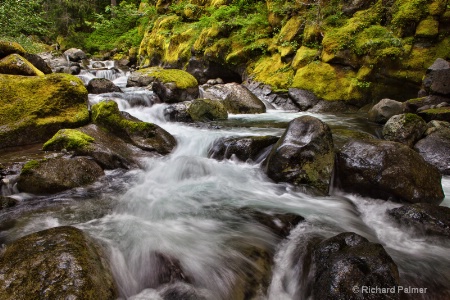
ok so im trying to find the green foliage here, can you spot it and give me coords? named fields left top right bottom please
left=0, top=35, right=47, bottom=54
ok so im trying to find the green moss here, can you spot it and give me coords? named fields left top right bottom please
left=187, top=98, right=228, bottom=121
left=278, top=17, right=303, bottom=42
left=0, top=41, right=26, bottom=58
left=0, top=54, right=45, bottom=76
left=21, top=160, right=41, bottom=175
left=415, top=17, right=440, bottom=38
left=428, top=0, right=447, bottom=16
left=136, top=67, right=198, bottom=89
left=43, top=129, right=95, bottom=151
left=251, top=54, right=294, bottom=89
left=390, top=0, right=428, bottom=35
left=291, top=62, right=362, bottom=102
left=354, top=25, right=404, bottom=61
left=292, top=46, right=319, bottom=70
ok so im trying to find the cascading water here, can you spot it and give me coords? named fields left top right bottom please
left=1, top=77, right=449, bottom=299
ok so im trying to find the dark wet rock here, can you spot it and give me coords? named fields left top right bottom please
left=64, top=48, right=87, bottom=62
left=209, top=135, right=279, bottom=163
left=414, top=128, right=450, bottom=175
left=404, top=95, right=449, bottom=113
left=368, top=98, right=403, bottom=124
left=0, top=73, right=89, bottom=149
left=423, top=58, right=450, bottom=96
left=336, top=139, right=444, bottom=204
left=332, top=128, right=376, bottom=151
left=150, top=252, right=190, bottom=287
left=187, top=99, right=228, bottom=122
left=418, top=107, right=450, bottom=122
left=186, top=56, right=241, bottom=84
left=308, top=100, right=359, bottom=113
left=264, top=116, right=334, bottom=194
left=288, top=88, right=319, bottom=111
left=382, top=113, right=427, bottom=147
left=243, top=79, right=294, bottom=110
left=87, top=78, right=122, bottom=94
left=91, top=100, right=176, bottom=154
left=0, top=226, right=117, bottom=300
left=0, top=196, right=18, bottom=210
left=91, top=61, right=106, bottom=69
left=201, top=83, right=266, bottom=114
left=424, top=120, right=450, bottom=135
left=0, top=54, right=44, bottom=76
left=164, top=102, right=193, bottom=122
left=342, top=0, right=377, bottom=16
left=308, top=232, right=400, bottom=300
left=69, top=64, right=81, bottom=75
left=17, top=156, right=104, bottom=194
left=23, top=53, right=52, bottom=74
left=152, top=80, right=199, bottom=103
left=388, top=203, right=450, bottom=238
left=159, top=282, right=211, bottom=300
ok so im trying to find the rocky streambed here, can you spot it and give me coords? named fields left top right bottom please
left=0, top=43, right=450, bottom=299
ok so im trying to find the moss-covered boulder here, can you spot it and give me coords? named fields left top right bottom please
left=130, top=67, right=199, bottom=103
left=264, top=116, right=335, bottom=194
left=43, top=129, right=94, bottom=152
left=382, top=113, right=427, bottom=147
left=0, top=41, right=26, bottom=59
left=201, top=83, right=266, bottom=114
left=91, top=100, right=176, bottom=154
left=404, top=95, right=449, bottom=113
left=208, top=135, right=279, bottom=162
left=414, top=127, right=450, bottom=175
left=17, top=156, right=104, bottom=194
left=336, top=139, right=444, bottom=204
left=388, top=203, right=450, bottom=237
left=418, top=107, right=450, bottom=122
left=0, top=73, right=90, bottom=149
left=187, top=98, right=228, bottom=121
left=0, top=226, right=117, bottom=299
left=0, top=54, right=45, bottom=76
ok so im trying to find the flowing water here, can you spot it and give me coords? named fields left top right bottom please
left=1, top=71, right=450, bottom=299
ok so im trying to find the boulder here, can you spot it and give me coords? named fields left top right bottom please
left=336, top=139, right=444, bottom=204
left=187, top=98, right=228, bottom=121
left=0, top=226, right=117, bottom=299
left=382, top=113, right=427, bottom=147
left=0, top=73, right=90, bottom=149
left=0, top=41, right=26, bottom=58
left=87, top=78, right=122, bottom=94
left=264, top=116, right=335, bottom=194
left=0, top=54, right=44, bottom=76
left=424, top=120, right=450, bottom=135
left=164, top=102, right=193, bottom=122
left=332, top=128, right=376, bottom=151
left=404, top=95, right=449, bottom=113
left=243, top=79, right=293, bottom=110
left=201, top=83, right=266, bottom=114
left=288, top=88, right=319, bottom=111
left=388, top=203, right=450, bottom=237
left=418, top=107, right=450, bottom=122
left=414, top=128, right=450, bottom=175
left=91, top=100, right=176, bottom=154
left=422, top=58, right=450, bottom=96
left=23, top=53, right=52, bottom=74
left=208, top=135, right=279, bottom=163
left=43, top=126, right=139, bottom=169
left=64, top=48, right=87, bottom=62
left=367, top=98, right=403, bottom=124
left=308, top=232, right=399, bottom=300
left=17, top=156, right=104, bottom=194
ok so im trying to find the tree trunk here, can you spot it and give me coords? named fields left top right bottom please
left=111, top=0, right=117, bottom=6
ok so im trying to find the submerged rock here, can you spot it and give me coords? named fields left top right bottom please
left=336, top=139, right=444, bottom=204
left=0, top=196, right=18, bottom=210
left=0, top=73, right=90, bottom=149
left=91, top=100, right=176, bottom=154
left=382, top=113, right=427, bottom=147
left=308, top=232, right=400, bottom=300
left=368, top=98, right=403, bottom=124
left=0, top=226, right=117, bottom=299
left=17, top=156, right=104, bottom=194
left=388, top=203, right=450, bottom=238
left=264, top=116, right=334, bottom=194
left=414, top=127, right=450, bottom=175
left=87, top=78, right=122, bottom=94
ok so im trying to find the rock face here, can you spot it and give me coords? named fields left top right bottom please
left=382, top=113, right=427, bottom=147
left=368, top=98, right=404, bottom=124
left=336, top=139, right=444, bottom=204
left=17, top=156, right=104, bottom=194
left=208, top=135, right=279, bottom=163
left=414, top=128, right=450, bottom=175
left=91, top=100, right=176, bottom=154
left=201, top=83, right=266, bottom=114
left=423, top=58, right=450, bottom=96
left=0, top=226, right=117, bottom=300
left=307, top=232, right=400, bottom=300
left=186, top=98, right=228, bottom=121
left=264, top=116, right=334, bottom=194
left=87, top=78, right=122, bottom=94
left=0, top=54, right=44, bottom=76
left=288, top=88, right=319, bottom=111
left=388, top=203, right=450, bottom=238
left=0, top=73, right=90, bottom=149
left=64, top=48, right=87, bottom=62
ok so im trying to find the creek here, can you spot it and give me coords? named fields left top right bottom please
left=1, top=65, right=449, bottom=299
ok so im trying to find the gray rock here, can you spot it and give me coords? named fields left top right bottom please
left=404, top=95, right=449, bottom=113
left=423, top=58, right=450, bottom=96
left=288, top=88, right=319, bottom=111
left=64, top=48, right=87, bottom=62
left=368, top=98, right=403, bottom=123
left=336, top=139, right=444, bottom=204
left=264, top=116, right=335, bottom=194
left=23, top=53, right=52, bottom=74
left=152, top=80, right=199, bottom=103
left=164, top=102, right=193, bottom=122
left=87, top=78, right=122, bottom=94
left=414, top=128, right=450, bottom=174
left=382, top=113, right=427, bottom=147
